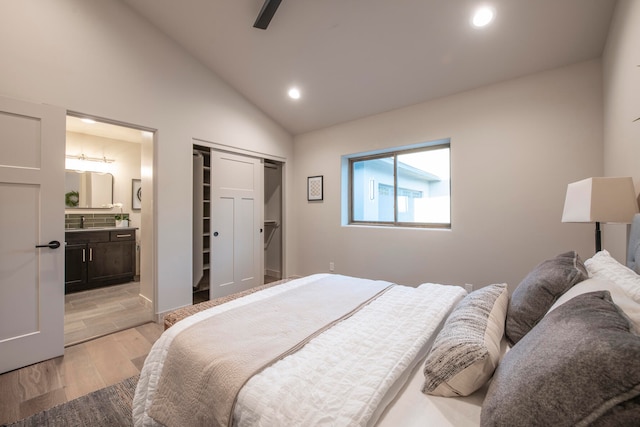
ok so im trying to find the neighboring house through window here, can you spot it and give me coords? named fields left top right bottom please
left=342, top=140, right=450, bottom=228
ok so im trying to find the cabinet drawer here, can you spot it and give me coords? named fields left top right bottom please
left=65, top=230, right=110, bottom=243
left=110, top=230, right=135, bottom=241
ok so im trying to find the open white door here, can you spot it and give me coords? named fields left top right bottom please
left=210, top=150, right=264, bottom=298
left=0, top=96, right=65, bottom=374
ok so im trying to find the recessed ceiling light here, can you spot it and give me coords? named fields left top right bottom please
left=472, top=6, right=495, bottom=28
left=288, top=87, right=301, bottom=100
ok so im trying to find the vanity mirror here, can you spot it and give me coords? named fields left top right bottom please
left=65, top=171, right=114, bottom=208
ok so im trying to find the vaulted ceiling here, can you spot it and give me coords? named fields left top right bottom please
left=120, top=0, right=616, bottom=135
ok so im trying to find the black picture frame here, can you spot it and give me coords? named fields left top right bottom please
left=307, top=175, right=323, bottom=201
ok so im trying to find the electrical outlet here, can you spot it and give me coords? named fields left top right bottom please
left=464, top=283, right=474, bottom=293
left=329, top=262, right=335, bottom=272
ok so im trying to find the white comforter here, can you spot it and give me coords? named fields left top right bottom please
left=134, top=274, right=466, bottom=427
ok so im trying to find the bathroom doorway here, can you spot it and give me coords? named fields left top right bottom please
left=63, top=114, right=154, bottom=346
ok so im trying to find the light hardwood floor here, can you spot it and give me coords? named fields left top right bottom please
left=0, top=322, right=164, bottom=425
left=65, top=281, right=153, bottom=346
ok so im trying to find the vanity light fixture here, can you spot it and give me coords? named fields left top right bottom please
left=65, top=154, right=115, bottom=173
left=472, top=6, right=495, bottom=28
left=80, top=118, right=96, bottom=124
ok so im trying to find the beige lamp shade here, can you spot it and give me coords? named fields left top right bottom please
left=562, top=177, right=639, bottom=224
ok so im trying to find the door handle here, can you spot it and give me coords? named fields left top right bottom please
left=35, top=240, right=61, bottom=249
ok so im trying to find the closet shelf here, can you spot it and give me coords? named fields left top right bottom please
left=194, top=145, right=211, bottom=299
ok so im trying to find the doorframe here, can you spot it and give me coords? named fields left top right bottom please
left=66, top=111, right=158, bottom=318
left=192, top=138, right=288, bottom=280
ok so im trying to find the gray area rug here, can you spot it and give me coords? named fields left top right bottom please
left=4, top=375, right=138, bottom=427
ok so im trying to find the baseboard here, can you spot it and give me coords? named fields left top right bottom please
left=155, top=312, right=166, bottom=324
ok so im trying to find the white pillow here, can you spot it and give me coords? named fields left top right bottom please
left=547, top=278, right=640, bottom=334
left=585, top=250, right=640, bottom=301
left=422, top=283, right=508, bottom=397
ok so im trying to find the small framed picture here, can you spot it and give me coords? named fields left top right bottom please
left=307, top=175, right=323, bottom=201
left=132, top=179, right=142, bottom=210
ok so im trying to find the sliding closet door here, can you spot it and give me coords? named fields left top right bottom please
left=210, top=150, right=264, bottom=298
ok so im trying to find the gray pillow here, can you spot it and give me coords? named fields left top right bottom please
left=505, top=251, right=587, bottom=345
left=422, top=283, right=508, bottom=397
left=481, top=291, right=640, bottom=427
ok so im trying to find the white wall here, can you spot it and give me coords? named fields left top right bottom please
left=602, top=0, right=640, bottom=262
left=292, top=61, right=603, bottom=290
left=0, top=0, right=293, bottom=314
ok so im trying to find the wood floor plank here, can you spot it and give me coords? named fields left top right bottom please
left=62, top=345, right=106, bottom=401
left=64, top=300, right=99, bottom=313
left=0, top=370, right=22, bottom=425
left=83, top=334, right=139, bottom=386
left=17, top=357, right=64, bottom=401
left=64, top=321, right=120, bottom=347
left=113, top=310, right=152, bottom=329
left=112, top=327, right=153, bottom=360
left=18, top=387, right=67, bottom=421
left=131, top=355, right=149, bottom=372
left=136, top=321, right=164, bottom=344
left=63, top=319, right=87, bottom=333
left=64, top=302, right=130, bottom=323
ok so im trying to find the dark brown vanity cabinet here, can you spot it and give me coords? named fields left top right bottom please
left=64, top=229, right=136, bottom=294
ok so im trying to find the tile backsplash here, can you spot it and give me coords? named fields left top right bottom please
left=65, top=213, right=128, bottom=229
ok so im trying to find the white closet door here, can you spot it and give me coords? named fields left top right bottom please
left=209, top=150, right=264, bottom=298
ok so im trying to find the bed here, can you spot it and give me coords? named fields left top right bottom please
left=134, top=229, right=640, bottom=426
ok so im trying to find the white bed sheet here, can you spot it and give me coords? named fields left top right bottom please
left=376, top=356, right=485, bottom=427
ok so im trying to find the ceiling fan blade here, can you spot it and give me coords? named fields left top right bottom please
left=253, top=0, right=282, bottom=30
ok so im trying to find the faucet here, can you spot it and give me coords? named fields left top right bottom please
left=80, top=215, right=85, bottom=229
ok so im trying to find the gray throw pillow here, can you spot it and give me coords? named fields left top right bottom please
left=481, top=291, right=640, bottom=427
left=422, top=283, right=508, bottom=397
left=505, top=251, right=587, bottom=345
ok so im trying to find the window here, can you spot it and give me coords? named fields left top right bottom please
left=347, top=141, right=450, bottom=228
